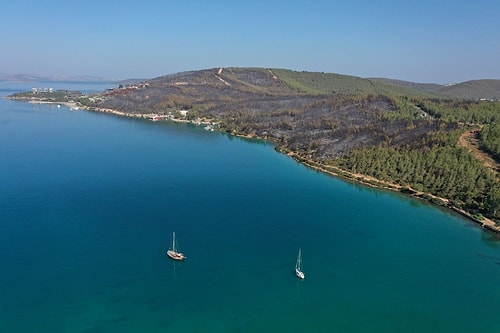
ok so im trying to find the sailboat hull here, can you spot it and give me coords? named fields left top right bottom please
left=167, top=250, right=186, bottom=261
left=295, top=268, right=305, bottom=279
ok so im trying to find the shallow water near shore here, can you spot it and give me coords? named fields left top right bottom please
left=0, top=83, right=499, bottom=332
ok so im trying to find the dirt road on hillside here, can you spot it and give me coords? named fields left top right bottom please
left=458, top=129, right=499, bottom=175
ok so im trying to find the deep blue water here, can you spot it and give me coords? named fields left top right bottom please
left=0, top=83, right=499, bottom=332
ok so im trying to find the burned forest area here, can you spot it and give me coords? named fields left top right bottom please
left=89, top=68, right=500, bottom=227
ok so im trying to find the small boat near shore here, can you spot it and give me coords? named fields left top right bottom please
left=166, top=232, right=186, bottom=261
left=295, top=248, right=305, bottom=279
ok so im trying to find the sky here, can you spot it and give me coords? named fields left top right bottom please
left=1, top=0, right=499, bottom=84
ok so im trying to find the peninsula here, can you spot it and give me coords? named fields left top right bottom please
left=7, top=68, right=500, bottom=234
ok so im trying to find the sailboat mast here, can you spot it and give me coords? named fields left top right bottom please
left=172, top=232, right=176, bottom=251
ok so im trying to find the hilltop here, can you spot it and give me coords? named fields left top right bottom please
left=94, top=68, right=500, bottom=115
left=92, top=68, right=447, bottom=157
left=93, top=67, right=440, bottom=115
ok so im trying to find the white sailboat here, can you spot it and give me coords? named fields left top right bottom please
left=295, top=248, right=305, bottom=279
left=166, top=232, right=186, bottom=261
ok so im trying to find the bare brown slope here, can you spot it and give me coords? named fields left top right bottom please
left=458, top=128, right=500, bottom=174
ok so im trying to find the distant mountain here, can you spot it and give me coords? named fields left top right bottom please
left=438, top=79, right=500, bottom=100
left=0, top=73, right=121, bottom=83
left=116, top=78, right=150, bottom=86
left=0, top=73, right=47, bottom=82
left=369, top=77, right=500, bottom=100
left=368, top=78, right=444, bottom=94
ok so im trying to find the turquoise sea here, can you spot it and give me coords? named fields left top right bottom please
left=0, top=82, right=499, bottom=333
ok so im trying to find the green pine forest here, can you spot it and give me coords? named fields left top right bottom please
left=331, top=97, right=500, bottom=222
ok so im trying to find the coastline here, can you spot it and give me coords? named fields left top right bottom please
left=281, top=150, right=500, bottom=236
left=7, top=96, right=500, bottom=236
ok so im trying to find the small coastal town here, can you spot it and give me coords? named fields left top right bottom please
left=7, top=85, right=217, bottom=127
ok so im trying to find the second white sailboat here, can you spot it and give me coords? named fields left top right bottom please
left=295, top=248, right=305, bottom=279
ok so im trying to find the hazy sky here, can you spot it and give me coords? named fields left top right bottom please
left=1, top=0, right=499, bottom=83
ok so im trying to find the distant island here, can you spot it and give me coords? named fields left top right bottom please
left=7, top=67, right=500, bottom=234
